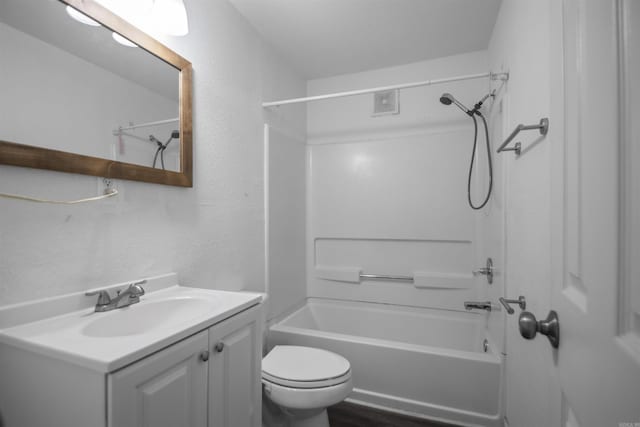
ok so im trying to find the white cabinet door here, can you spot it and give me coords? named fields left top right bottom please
left=108, top=331, right=209, bottom=427
left=208, top=307, right=262, bottom=427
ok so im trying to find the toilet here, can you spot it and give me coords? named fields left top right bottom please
left=262, top=345, right=353, bottom=427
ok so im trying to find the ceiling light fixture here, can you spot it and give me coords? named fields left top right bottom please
left=65, top=0, right=189, bottom=48
left=94, top=0, right=154, bottom=28
left=149, top=0, right=189, bottom=36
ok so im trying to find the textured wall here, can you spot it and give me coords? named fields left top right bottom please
left=0, top=0, right=305, bottom=305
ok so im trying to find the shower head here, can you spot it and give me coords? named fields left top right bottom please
left=439, top=93, right=471, bottom=115
left=439, top=93, right=454, bottom=105
left=149, top=130, right=179, bottom=149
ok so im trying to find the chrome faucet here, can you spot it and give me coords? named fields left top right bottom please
left=464, top=301, right=492, bottom=312
left=86, top=280, right=146, bottom=312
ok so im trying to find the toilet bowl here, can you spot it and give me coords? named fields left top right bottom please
left=262, top=345, right=353, bottom=427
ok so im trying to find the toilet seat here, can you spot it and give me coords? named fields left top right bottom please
left=262, top=345, right=351, bottom=389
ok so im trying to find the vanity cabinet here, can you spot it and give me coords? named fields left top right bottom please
left=108, top=305, right=262, bottom=427
left=0, top=301, right=262, bottom=427
left=109, top=330, right=209, bottom=427
left=208, top=307, right=262, bottom=427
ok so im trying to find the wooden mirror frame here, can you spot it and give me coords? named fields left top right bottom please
left=0, top=0, right=193, bottom=187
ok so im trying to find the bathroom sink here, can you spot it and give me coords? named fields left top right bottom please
left=0, top=281, right=262, bottom=372
left=81, top=297, right=215, bottom=338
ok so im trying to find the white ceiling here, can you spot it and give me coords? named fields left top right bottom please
left=228, top=0, right=502, bottom=79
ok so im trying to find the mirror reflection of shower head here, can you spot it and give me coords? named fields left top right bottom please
left=439, top=93, right=471, bottom=115
left=149, top=130, right=180, bottom=170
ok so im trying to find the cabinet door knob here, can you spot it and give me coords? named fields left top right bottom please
left=199, top=350, right=210, bottom=362
left=214, top=342, right=225, bottom=353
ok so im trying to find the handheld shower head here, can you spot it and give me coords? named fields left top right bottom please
left=439, top=93, right=454, bottom=105
left=439, top=93, right=471, bottom=114
left=438, top=91, right=494, bottom=210
left=149, top=130, right=180, bottom=170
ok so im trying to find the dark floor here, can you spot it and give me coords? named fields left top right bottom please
left=327, top=402, right=459, bottom=427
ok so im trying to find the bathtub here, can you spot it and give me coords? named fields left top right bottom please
left=268, top=298, right=502, bottom=427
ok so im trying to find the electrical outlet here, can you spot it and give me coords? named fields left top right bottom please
left=96, top=177, right=118, bottom=205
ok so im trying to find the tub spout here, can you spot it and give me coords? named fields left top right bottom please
left=464, top=301, right=492, bottom=312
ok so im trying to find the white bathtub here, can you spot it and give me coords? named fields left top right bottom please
left=268, top=298, right=502, bottom=427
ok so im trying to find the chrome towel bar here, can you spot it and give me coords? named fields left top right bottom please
left=497, top=118, right=549, bottom=156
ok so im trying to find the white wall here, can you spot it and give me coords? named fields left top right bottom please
left=0, top=0, right=305, bottom=305
left=306, top=52, right=495, bottom=310
left=488, top=1, right=557, bottom=425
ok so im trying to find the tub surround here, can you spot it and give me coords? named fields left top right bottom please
left=304, top=51, right=491, bottom=314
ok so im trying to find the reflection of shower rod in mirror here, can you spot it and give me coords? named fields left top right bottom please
left=112, top=118, right=180, bottom=169
left=112, top=117, right=179, bottom=133
left=150, top=130, right=180, bottom=170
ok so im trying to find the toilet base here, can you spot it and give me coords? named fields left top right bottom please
left=284, top=408, right=329, bottom=427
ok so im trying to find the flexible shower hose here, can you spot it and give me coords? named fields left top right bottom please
left=467, top=112, right=493, bottom=210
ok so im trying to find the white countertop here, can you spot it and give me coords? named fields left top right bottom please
left=0, top=284, right=262, bottom=373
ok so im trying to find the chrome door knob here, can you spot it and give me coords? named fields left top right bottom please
left=214, top=342, right=225, bottom=353
left=199, top=351, right=210, bottom=362
left=518, top=310, right=560, bottom=348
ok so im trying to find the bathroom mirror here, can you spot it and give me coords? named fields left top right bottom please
left=0, top=0, right=193, bottom=186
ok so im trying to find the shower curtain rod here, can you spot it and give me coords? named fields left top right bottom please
left=262, top=71, right=508, bottom=107
left=113, top=117, right=179, bottom=134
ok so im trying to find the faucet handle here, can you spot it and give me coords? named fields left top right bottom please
left=499, top=296, right=526, bottom=315
left=128, top=280, right=146, bottom=296
left=85, top=290, right=111, bottom=306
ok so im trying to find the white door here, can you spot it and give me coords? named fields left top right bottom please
left=549, top=0, right=640, bottom=425
left=505, top=1, right=640, bottom=426
left=208, top=306, right=262, bottom=427
left=108, top=330, right=209, bottom=427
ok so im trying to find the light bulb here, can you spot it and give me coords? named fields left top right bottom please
left=66, top=6, right=101, bottom=26
left=112, top=32, right=138, bottom=47
left=150, top=0, right=189, bottom=36
left=68, top=0, right=189, bottom=38
left=95, top=0, right=154, bottom=29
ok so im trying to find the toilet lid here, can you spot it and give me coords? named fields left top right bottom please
left=262, top=346, right=351, bottom=389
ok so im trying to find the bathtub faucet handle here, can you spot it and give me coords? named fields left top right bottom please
left=473, top=258, right=494, bottom=284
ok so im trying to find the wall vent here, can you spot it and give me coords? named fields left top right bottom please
left=372, top=89, right=399, bottom=116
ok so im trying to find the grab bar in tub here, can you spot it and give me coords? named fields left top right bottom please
left=359, top=273, right=414, bottom=282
